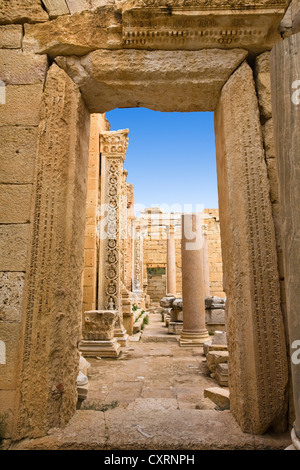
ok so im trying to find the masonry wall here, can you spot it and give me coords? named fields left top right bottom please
left=0, top=21, right=49, bottom=438
left=82, top=114, right=110, bottom=316
left=142, top=210, right=225, bottom=302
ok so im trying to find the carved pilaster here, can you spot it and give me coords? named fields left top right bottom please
left=98, top=129, right=129, bottom=313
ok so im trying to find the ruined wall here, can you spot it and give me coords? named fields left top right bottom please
left=82, top=114, right=110, bottom=316
left=142, top=210, right=225, bottom=302
left=0, top=22, right=49, bottom=439
left=13, top=64, right=90, bottom=440
left=215, top=61, right=288, bottom=434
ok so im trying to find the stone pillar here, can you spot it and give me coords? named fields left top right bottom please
left=214, top=61, right=288, bottom=434
left=98, top=129, right=129, bottom=346
left=270, top=32, right=300, bottom=447
left=203, top=234, right=211, bottom=298
left=166, top=224, right=176, bottom=295
left=179, top=213, right=210, bottom=347
left=15, top=64, right=90, bottom=439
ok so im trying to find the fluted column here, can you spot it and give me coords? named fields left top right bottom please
left=167, top=224, right=176, bottom=295
left=179, top=213, right=210, bottom=347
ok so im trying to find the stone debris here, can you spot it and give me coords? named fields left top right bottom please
left=204, top=387, right=230, bottom=411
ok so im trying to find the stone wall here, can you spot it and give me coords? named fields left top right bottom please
left=142, top=210, right=225, bottom=302
left=82, top=114, right=110, bottom=316
left=0, top=24, right=49, bottom=439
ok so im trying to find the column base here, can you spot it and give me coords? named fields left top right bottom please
left=114, top=328, right=129, bottom=347
left=78, top=338, right=121, bottom=358
left=168, top=321, right=183, bottom=335
left=179, top=329, right=210, bottom=347
left=285, top=428, right=300, bottom=450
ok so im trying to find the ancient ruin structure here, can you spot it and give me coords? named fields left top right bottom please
left=0, top=0, right=300, bottom=450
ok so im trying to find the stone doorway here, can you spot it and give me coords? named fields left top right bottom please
left=0, top=0, right=293, bottom=444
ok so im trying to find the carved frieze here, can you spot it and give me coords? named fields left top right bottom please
left=122, top=0, right=289, bottom=52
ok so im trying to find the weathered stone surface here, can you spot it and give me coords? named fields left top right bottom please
left=66, top=0, right=116, bottom=14
left=292, top=0, right=300, bottom=33
left=270, top=32, right=300, bottom=439
left=205, top=296, right=226, bottom=309
left=42, top=0, right=70, bottom=18
left=23, top=7, right=122, bottom=57
left=122, top=0, right=287, bottom=53
left=0, top=84, right=44, bottom=126
left=255, top=52, right=272, bottom=122
left=204, top=387, right=230, bottom=411
left=0, top=322, right=22, bottom=389
left=0, top=184, right=32, bottom=223
left=0, top=224, right=30, bottom=271
left=160, top=296, right=175, bottom=308
left=57, top=48, right=248, bottom=113
left=0, top=273, right=25, bottom=322
left=83, top=311, right=118, bottom=341
left=15, top=63, right=90, bottom=440
left=0, top=0, right=49, bottom=24
left=207, top=351, right=229, bottom=373
left=262, top=118, right=276, bottom=158
left=0, top=25, right=22, bottom=48
left=0, top=127, right=38, bottom=184
left=215, top=61, right=288, bottom=434
left=0, top=50, right=48, bottom=84
left=215, top=363, right=229, bottom=387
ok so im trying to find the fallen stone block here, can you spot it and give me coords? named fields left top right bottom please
left=204, top=387, right=230, bottom=410
left=206, top=351, right=229, bottom=373
left=215, top=363, right=229, bottom=387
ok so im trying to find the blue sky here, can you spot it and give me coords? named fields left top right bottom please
left=106, top=108, right=218, bottom=214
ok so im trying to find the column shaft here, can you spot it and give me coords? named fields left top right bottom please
left=180, top=213, right=210, bottom=346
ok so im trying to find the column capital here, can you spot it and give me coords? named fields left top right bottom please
left=100, top=129, right=129, bottom=161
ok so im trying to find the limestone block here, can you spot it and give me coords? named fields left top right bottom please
left=66, top=0, right=115, bottom=14
left=292, top=0, right=300, bottom=32
left=0, top=390, right=17, bottom=438
left=0, top=224, right=30, bottom=271
left=215, top=61, right=288, bottom=434
left=270, top=32, right=300, bottom=437
left=42, top=0, right=70, bottom=18
left=0, top=126, right=38, bottom=184
left=160, top=296, right=175, bottom=308
left=0, top=0, right=49, bottom=24
left=23, top=7, right=122, bottom=57
left=206, top=351, right=229, bottom=373
left=215, top=363, right=229, bottom=387
left=0, top=84, right=44, bottom=126
left=122, top=0, right=287, bottom=53
left=0, top=50, right=48, bottom=84
left=266, top=157, right=279, bottom=203
left=15, top=64, right=90, bottom=439
left=205, top=296, right=226, bottom=309
left=56, top=48, right=248, bottom=113
left=255, top=52, right=272, bottom=121
left=0, top=272, right=25, bottom=322
left=205, top=309, right=225, bottom=325
left=83, top=311, right=118, bottom=341
left=0, top=322, right=22, bottom=389
left=0, top=184, right=32, bottom=223
left=262, top=119, right=276, bottom=158
left=204, top=387, right=230, bottom=411
left=0, top=25, right=22, bottom=48
left=203, top=342, right=228, bottom=356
